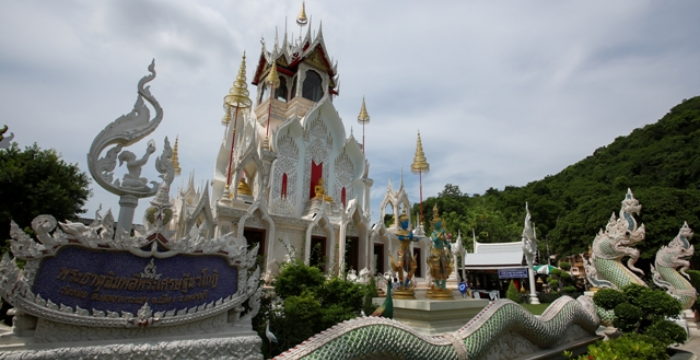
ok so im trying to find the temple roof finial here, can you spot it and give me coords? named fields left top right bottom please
left=266, top=59, right=280, bottom=88
left=222, top=52, right=252, bottom=124
left=357, top=96, right=370, bottom=124
left=411, top=130, right=430, bottom=175
left=296, top=2, right=308, bottom=26
left=172, top=136, right=181, bottom=176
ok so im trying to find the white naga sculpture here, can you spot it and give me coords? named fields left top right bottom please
left=522, top=202, right=540, bottom=305
left=87, top=60, right=172, bottom=236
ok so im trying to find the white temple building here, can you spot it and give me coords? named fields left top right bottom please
left=169, top=11, right=385, bottom=280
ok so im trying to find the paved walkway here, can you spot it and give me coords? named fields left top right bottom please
left=677, top=335, right=700, bottom=359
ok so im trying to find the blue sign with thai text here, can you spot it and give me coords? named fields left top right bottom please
left=498, top=268, right=528, bottom=279
left=32, top=246, right=238, bottom=314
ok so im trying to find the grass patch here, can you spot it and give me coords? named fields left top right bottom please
left=521, top=303, right=550, bottom=315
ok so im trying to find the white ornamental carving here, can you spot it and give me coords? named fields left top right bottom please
left=270, top=132, right=299, bottom=216
left=0, top=335, right=263, bottom=360
left=334, top=149, right=354, bottom=207
left=303, top=115, right=332, bottom=201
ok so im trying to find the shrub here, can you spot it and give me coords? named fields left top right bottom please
left=621, top=283, right=647, bottom=304
left=643, top=319, right=688, bottom=346
left=537, top=291, right=561, bottom=304
left=591, top=284, right=687, bottom=352
left=559, top=261, right=571, bottom=271
left=274, top=259, right=326, bottom=299
left=318, top=277, right=365, bottom=312
left=550, top=268, right=562, bottom=277
left=633, top=287, right=682, bottom=319
left=547, top=279, right=559, bottom=290
left=593, top=288, right=627, bottom=310
left=613, top=303, right=643, bottom=332
left=562, top=285, right=578, bottom=294
left=506, top=280, right=521, bottom=303
left=256, top=260, right=372, bottom=358
left=568, top=333, right=667, bottom=360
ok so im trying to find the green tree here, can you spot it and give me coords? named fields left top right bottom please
left=506, top=280, right=521, bottom=303
left=0, top=143, right=91, bottom=245
left=413, top=96, right=700, bottom=266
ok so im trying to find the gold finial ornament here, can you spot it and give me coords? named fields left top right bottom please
left=411, top=131, right=430, bottom=174
left=296, top=2, right=308, bottom=26
left=222, top=52, right=252, bottom=124
left=171, top=136, right=181, bottom=176
left=431, top=204, right=441, bottom=224
left=266, top=60, right=280, bottom=88
left=357, top=97, right=370, bottom=124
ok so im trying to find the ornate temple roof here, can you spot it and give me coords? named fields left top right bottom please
left=251, top=20, right=339, bottom=92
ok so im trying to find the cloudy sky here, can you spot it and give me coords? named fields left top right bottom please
left=1, top=1, right=699, bottom=223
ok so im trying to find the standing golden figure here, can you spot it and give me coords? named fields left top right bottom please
left=388, top=209, right=419, bottom=299
left=426, top=205, right=455, bottom=299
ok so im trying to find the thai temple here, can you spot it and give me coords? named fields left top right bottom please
left=3, top=4, right=699, bottom=360
left=167, top=4, right=416, bottom=281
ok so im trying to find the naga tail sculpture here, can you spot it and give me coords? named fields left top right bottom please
left=87, top=59, right=165, bottom=198
left=651, top=222, right=697, bottom=309
left=272, top=296, right=600, bottom=360
left=588, top=189, right=647, bottom=289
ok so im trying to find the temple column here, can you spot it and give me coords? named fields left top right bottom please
left=362, top=178, right=373, bottom=218
left=527, top=260, right=540, bottom=304
left=116, top=195, right=139, bottom=237
left=338, top=217, right=348, bottom=277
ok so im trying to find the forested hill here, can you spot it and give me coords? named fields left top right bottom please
left=415, top=96, right=700, bottom=264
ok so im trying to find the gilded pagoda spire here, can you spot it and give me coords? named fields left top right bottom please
left=357, top=97, right=370, bottom=124
left=266, top=59, right=280, bottom=88
left=171, top=136, right=181, bottom=176
left=296, top=2, right=308, bottom=26
left=412, top=130, right=430, bottom=233
left=411, top=131, right=430, bottom=174
left=223, top=53, right=253, bottom=194
left=357, top=96, right=370, bottom=154
left=222, top=52, right=252, bottom=124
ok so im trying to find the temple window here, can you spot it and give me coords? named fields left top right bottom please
left=302, top=70, right=323, bottom=102
left=275, top=77, right=288, bottom=103
left=290, top=75, right=297, bottom=100
left=281, top=173, right=288, bottom=199
left=310, top=161, right=323, bottom=199
left=341, top=187, right=347, bottom=208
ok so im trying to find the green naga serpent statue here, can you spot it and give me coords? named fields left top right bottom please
left=651, top=222, right=697, bottom=310
left=272, top=296, right=600, bottom=360
left=582, top=189, right=647, bottom=290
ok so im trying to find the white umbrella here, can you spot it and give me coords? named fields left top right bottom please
left=534, top=264, right=556, bottom=275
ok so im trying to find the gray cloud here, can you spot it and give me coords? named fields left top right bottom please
left=1, top=1, right=699, bottom=225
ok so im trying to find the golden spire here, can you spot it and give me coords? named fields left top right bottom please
left=222, top=52, right=253, bottom=124
left=266, top=60, right=280, bottom=88
left=296, top=2, right=308, bottom=26
left=171, top=136, right=181, bottom=176
left=411, top=131, right=430, bottom=174
left=357, top=96, right=370, bottom=125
